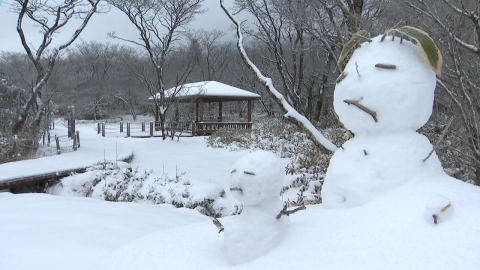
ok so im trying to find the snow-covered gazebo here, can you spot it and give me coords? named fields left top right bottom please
left=148, top=81, right=261, bottom=136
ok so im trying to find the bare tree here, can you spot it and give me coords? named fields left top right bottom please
left=220, top=0, right=338, bottom=152
left=9, top=0, right=102, bottom=134
left=399, top=0, right=480, bottom=184
left=107, top=0, right=205, bottom=139
left=185, top=29, right=231, bottom=81
left=230, top=0, right=383, bottom=126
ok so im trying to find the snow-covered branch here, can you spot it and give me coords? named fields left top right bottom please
left=219, top=0, right=337, bottom=153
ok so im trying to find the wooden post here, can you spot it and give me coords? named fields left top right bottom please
left=199, top=98, right=204, bottom=122
left=67, top=119, right=71, bottom=138
left=73, top=132, right=77, bottom=151
left=127, top=122, right=131, bottom=137
left=42, top=131, right=45, bottom=145
left=67, top=106, right=75, bottom=138
left=142, top=121, right=145, bottom=132
left=76, top=131, right=80, bottom=148
left=191, top=121, right=196, bottom=136
left=102, top=123, right=105, bottom=137
left=97, top=123, right=100, bottom=134
left=13, top=136, right=19, bottom=161
left=52, top=121, right=54, bottom=130
left=195, top=102, right=199, bottom=122
left=150, top=121, right=153, bottom=137
left=71, top=119, right=75, bottom=139
left=218, top=101, right=223, bottom=122
left=247, top=100, right=252, bottom=123
left=120, top=121, right=123, bottom=133
left=47, top=133, right=50, bottom=147
left=55, top=135, right=60, bottom=155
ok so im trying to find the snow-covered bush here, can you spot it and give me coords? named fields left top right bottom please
left=206, top=116, right=350, bottom=205
left=48, top=161, right=242, bottom=217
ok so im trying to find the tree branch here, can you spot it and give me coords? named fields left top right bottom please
left=220, top=0, right=338, bottom=153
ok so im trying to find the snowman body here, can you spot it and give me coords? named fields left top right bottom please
left=322, top=35, right=445, bottom=208
left=224, top=150, right=289, bottom=265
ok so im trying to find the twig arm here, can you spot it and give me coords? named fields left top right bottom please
left=423, top=117, right=454, bottom=162
left=276, top=203, right=306, bottom=219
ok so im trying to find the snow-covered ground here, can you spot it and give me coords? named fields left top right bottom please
left=1, top=121, right=480, bottom=269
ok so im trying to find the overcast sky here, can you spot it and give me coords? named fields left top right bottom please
left=0, top=1, right=249, bottom=53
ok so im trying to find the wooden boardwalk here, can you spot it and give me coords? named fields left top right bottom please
left=0, top=153, right=133, bottom=191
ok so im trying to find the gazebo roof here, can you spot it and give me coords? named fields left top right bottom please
left=148, top=81, right=261, bottom=102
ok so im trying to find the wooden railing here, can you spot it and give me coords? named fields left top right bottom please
left=153, top=121, right=253, bottom=135
left=194, top=122, right=252, bottom=135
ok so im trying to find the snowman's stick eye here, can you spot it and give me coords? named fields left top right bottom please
left=441, top=204, right=451, bottom=212
left=375, top=63, right=397, bottom=69
left=231, top=170, right=236, bottom=174
left=244, top=171, right=255, bottom=175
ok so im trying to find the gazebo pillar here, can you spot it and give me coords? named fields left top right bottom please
left=195, top=102, right=199, bottom=122
left=247, top=100, right=252, bottom=122
left=218, top=101, right=223, bottom=122
left=199, top=98, right=204, bottom=122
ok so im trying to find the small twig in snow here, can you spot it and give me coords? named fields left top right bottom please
left=363, top=149, right=368, bottom=155
left=375, top=63, right=397, bottom=69
left=343, top=99, right=378, bottom=122
left=213, top=218, right=224, bottom=234
left=441, top=204, right=451, bottom=212
left=230, top=187, right=243, bottom=193
left=335, top=71, right=347, bottom=84
left=276, top=202, right=306, bottom=219
left=423, top=117, right=454, bottom=162
left=243, top=171, right=255, bottom=175
left=355, top=61, right=361, bottom=77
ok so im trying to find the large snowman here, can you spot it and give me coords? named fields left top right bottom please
left=224, top=150, right=289, bottom=265
left=321, top=33, right=446, bottom=208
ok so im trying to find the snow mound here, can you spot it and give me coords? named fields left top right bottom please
left=91, top=176, right=480, bottom=269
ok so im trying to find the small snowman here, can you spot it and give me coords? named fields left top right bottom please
left=424, top=194, right=453, bottom=225
left=223, top=150, right=289, bottom=265
left=321, top=28, right=446, bottom=208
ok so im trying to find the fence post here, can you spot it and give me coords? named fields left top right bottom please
left=55, top=135, right=60, bottom=155
left=127, top=122, right=130, bottom=137
left=97, top=122, right=100, bottom=134
left=76, top=131, right=80, bottom=148
left=142, top=121, right=145, bottom=132
left=47, top=132, right=51, bottom=147
left=102, top=123, right=105, bottom=137
left=150, top=121, right=153, bottom=137
left=120, top=121, right=123, bottom=133
left=67, top=119, right=71, bottom=138
left=13, top=135, right=19, bottom=161
left=191, top=121, right=196, bottom=136
left=73, top=131, right=77, bottom=151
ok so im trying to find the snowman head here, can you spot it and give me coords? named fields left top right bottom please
left=334, top=34, right=437, bottom=135
left=229, top=150, right=284, bottom=206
